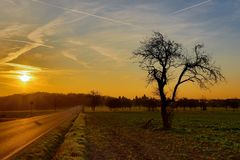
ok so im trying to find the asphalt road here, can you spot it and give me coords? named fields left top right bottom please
left=0, top=108, right=78, bottom=160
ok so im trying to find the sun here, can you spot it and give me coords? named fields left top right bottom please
left=19, top=74, right=31, bottom=82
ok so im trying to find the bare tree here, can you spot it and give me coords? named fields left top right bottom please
left=89, top=90, right=101, bottom=111
left=133, top=32, right=224, bottom=129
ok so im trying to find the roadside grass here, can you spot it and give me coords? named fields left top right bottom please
left=12, top=113, right=78, bottom=160
left=86, top=111, right=240, bottom=160
left=0, top=110, right=57, bottom=122
left=53, top=113, right=86, bottom=160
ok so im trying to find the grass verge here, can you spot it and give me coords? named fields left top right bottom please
left=53, top=113, right=86, bottom=160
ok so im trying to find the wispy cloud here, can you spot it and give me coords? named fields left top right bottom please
left=0, top=38, right=52, bottom=48
left=59, top=15, right=89, bottom=25
left=62, top=51, right=89, bottom=68
left=0, top=20, right=56, bottom=64
left=4, top=63, right=42, bottom=72
left=27, top=18, right=63, bottom=44
left=0, top=14, right=64, bottom=64
left=62, top=52, right=78, bottom=62
left=64, top=37, right=123, bottom=63
left=27, top=11, right=90, bottom=47
left=31, top=0, right=140, bottom=28
left=0, top=24, right=28, bottom=38
left=0, top=62, right=42, bottom=85
left=171, top=0, right=212, bottom=15
left=0, top=18, right=60, bottom=75
left=0, top=8, right=92, bottom=79
left=66, top=39, right=86, bottom=46
left=90, top=45, right=121, bottom=62
left=0, top=43, right=39, bottom=63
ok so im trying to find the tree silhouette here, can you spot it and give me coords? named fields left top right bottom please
left=89, top=90, right=101, bottom=111
left=133, top=32, right=224, bottom=129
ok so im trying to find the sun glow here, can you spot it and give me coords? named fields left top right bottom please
left=19, top=73, right=31, bottom=82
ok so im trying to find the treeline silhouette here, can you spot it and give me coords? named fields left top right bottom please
left=0, top=92, right=239, bottom=111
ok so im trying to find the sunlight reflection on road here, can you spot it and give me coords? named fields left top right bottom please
left=0, top=108, right=77, bottom=160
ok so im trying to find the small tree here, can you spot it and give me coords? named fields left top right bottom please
left=133, top=32, right=224, bottom=129
left=89, top=90, right=101, bottom=111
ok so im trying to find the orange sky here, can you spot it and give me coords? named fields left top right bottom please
left=0, top=0, right=239, bottom=99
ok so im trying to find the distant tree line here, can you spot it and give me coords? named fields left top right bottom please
left=0, top=92, right=159, bottom=111
left=175, top=98, right=240, bottom=111
left=0, top=92, right=90, bottom=111
left=0, top=92, right=239, bottom=111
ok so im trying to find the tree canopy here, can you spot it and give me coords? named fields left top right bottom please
left=133, top=32, right=224, bottom=129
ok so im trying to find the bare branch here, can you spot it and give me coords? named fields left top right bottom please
left=133, top=32, right=224, bottom=104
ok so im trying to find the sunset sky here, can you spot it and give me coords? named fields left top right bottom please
left=0, top=0, right=239, bottom=99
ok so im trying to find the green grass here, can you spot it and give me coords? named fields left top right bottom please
left=86, top=111, right=240, bottom=160
left=172, top=111, right=240, bottom=152
left=12, top=114, right=78, bottom=160
left=54, top=113, right=86, bottom=160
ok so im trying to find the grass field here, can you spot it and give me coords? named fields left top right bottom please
left=86, top=111, right=240, bottom=160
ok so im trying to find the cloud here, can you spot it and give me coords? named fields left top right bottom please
left=0, top=9, right=93, bottom=78
left=59, top=15, right=89, bottom=25
left=27, top=11, right=90, bottom=46
left=0, top=24, right=28, bottom=38
left=0, top=13, right=66, bottom=65
left=89, top=45, right=121, bottom=62
left=31, top=0, right=140, bottom=28
left=0, top=21, right=55, bottom=64
left=4, top=62, right=42, bottom=72
left=0, top=43, right=40, bottom=63
left=62, top=51, right=89, bottom=68
left=64, top=39, right=122, bottom=62
left=0, top=17, right=62, bottom=76
left=66, top=39, right=86, bottom=46
left=0, top=62, right=42, bottom=85
left=62, top=52, right=78, bottom=62
left=0, top=38, right=52, bottom=48
left=27, top=18, right=63, bottom=44
left=171, top=0, right=212, bottom=15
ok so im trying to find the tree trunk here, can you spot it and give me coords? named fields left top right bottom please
left=161, top=101, right=172, bottom=129
left=158, top=82, right=172, bottom=129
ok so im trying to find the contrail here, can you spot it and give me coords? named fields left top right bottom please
left=31, top=0, right=140, bottom=28
left=0, top=43, right=40, bottom=64
left=171, top=0, right=212, bottom=15
left=0, top=11, right=86, bottom=65
left=62, top=52, right=90, bottom=68
left=59, top=15, right=89, bottom=25
left=5, top=63, right=42, bottom=72
left=0, top=38, right=53, bottom=48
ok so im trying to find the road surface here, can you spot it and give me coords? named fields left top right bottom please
left=0, top=108, right=78, bottom=160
